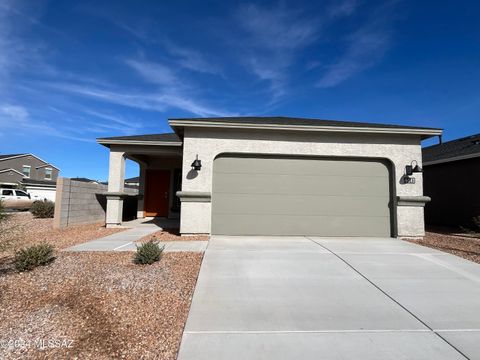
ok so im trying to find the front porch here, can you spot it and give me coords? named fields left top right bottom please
left=98, top=134, right=183, bottom=228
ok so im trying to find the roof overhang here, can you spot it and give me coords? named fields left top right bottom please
left=97, top=139, right=183, bottom=147
left=424, top=152, right=480, bottom=166
left=169, top=119, right=443, bottom=140
left=0, top=153, right=60, bottom=170
left=0, top=168, right=24, bottom=176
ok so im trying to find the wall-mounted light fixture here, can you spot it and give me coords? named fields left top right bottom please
left=404, top=160, right=422, bottom=184
left=405, top=160, right=422, bottom=176
left=191, top=155, right=202, bottom=171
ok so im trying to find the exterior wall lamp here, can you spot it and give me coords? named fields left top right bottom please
left=404, top=160, right=422, bottom=184
left=191, top=155, right=202, bottom=171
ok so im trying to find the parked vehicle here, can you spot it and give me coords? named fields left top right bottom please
left=0, top=188, right=36, bottom=210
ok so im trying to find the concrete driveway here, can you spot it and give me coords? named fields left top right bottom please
left=178, top=236, right=480, bottom=360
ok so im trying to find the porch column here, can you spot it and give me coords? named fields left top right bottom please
left=105, top=150, right=126, bottom=227
left=137, top=164, right=146, bottom=219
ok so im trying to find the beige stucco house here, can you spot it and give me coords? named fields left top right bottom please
left=97, top=117, right=442, bottom=238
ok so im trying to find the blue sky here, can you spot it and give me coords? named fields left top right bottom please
left=1, top=0, right=479, bottom=180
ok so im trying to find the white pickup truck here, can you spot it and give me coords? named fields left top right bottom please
left=0, top=188, right=36, bottom=210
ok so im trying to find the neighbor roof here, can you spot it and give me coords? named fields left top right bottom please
left=0, top=153, right=26, bottom=160
left=169, top=116, right=442, bottom=139
left=97, top=133, right=182, bottom=146
left=423, top=133, right=480, bottom=165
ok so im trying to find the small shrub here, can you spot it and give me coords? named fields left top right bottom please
left=0, top=199, right=5, bottom=221
left=473, top=216, right=480, bottom=232
left=14, top=243, right=55, bottom=272
left=30, top=200, right=55, bottom=218
left=134, top=240, right=164, bottom=265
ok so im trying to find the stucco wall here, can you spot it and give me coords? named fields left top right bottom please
left=180, top=127, right=426, bottom=237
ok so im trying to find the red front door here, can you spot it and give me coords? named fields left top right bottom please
left=144, top=170, right=170, bottom=217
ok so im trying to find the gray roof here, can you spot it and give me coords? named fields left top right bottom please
left=0, top=153, right=26, bottom=160
left=423, top=133, right=480, bottom=165
left=22, top=178, right=56, bottom=186
left=98, top=133, right=180, bottom=142
left=169, top=116, right=442, bottom=131
left=125, top=176, right=139, bottom=183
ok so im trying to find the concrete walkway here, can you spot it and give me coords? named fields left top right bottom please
left=67, top=226, right=207, bottom=252
left=177, top=236, right=480, bottom=360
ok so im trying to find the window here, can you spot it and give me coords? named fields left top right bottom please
left=45, top=168, right=52, bottom=180
left=1, top=189, right=14, bottom=196
left=22, top=165, right=31, bottom=178
left=15, top=190, right=29, bottom=197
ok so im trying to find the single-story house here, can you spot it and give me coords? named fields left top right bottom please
left=423, top=133, right=480, bottom=228
left=97, top=117, right=442, bottom=238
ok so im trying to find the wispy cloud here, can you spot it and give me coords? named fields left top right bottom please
left=327, top=0, right=358, bottom=18
left=316, top=3, right=396, bottom=88
left=234, top=3, right=318, bottom=100
left=164, top=41, right=222, bottom=76
left=43, top=81, right=234, bottom=117
left=125, top=58, right=178, bottom=86
left=0, top=104, right=92, bottom=142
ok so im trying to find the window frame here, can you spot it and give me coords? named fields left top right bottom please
left=44, top=167, right=53, bottom=180
left=22, top=165, right=31, bottom=178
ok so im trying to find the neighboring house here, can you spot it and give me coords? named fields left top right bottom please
left=97, top=117, right=442, bottom=238
left=422, top=133, right=480, bottom=228
left=125, top=176, right=140, bottom=187
left=71, top=177, right=103, bottom=184
left=0, top=153, right=60, bottom=202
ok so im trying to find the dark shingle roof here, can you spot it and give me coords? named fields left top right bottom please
left=169, top=116, right=442, bottom=131
left=125, top=176, right=139, bottom=183
left=98, top=133, right=180, bottom=142
left=22, top=178, right=56, bottom=186
left=423, top=133, right=480, bottom=164
left=0, top=153, right=26, bottom=160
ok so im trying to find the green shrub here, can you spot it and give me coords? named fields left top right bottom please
left=134, top=240, right=164, bottom=265
left=30, top=200, right=55, bottom=218
left=14, top=243, right=55, bottom=272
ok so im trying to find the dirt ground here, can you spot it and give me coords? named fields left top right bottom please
left=407, top=230, right=480, bottom=264
left=0, top=212, right=125, bottom=256
left=0, top=251, right=203, bottom=359
left=138, top=229, right=209, bottom=243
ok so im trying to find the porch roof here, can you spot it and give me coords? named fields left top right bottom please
left=97, top=133, right=182, bottom=147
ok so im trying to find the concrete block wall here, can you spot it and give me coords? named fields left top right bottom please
left=53, top=178, right=138, bottom=228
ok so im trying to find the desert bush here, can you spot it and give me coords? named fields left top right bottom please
left=14, top=243, right=54, bottom=272
left=0, top=199, right=5, bottom=221
left=30, top=200, right=55, bottom=218
left=473, top=216, right=480, bottom=232
left=134, top=240, right=164, bottom=265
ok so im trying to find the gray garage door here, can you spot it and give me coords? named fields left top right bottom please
left=211, top=155, right=392, bottom=237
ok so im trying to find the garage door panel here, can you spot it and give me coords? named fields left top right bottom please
left=212, top=214, right=391, bottom=237
left=214, top=157, right=389, bottom=177
left=213, top=193, right=390, bottom=217
left=212, top=156, right=392, bottom=237
left=213, top=173, right=389, bottom=197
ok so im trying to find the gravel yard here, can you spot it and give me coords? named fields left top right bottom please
left=0, top=213, right=125, bottom=256
left=138, top=229, right=209, bottom=243
left=406, top=231, right=480, bottom=264
left=0, top=251, right=203, bottom=359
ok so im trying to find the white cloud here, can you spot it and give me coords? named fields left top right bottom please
left=0, top=104, right=92, bottom=142
left=235, top=3, right=318, bottom=100
left=125, top=59, right=178, bottom=86
left=328, top=0, right=358, bottom=18
left=44, top=81, right=234, bottom=117
left=164, top=42, right=222, bottom=75
left=316, top=18, right=392, bottom=88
